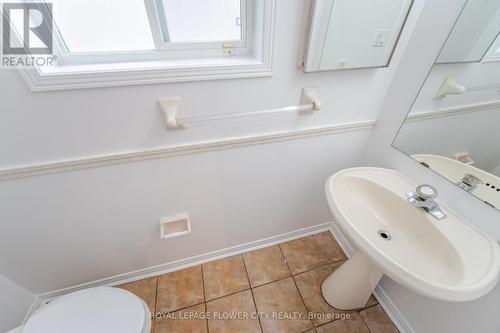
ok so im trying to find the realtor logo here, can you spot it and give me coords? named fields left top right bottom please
left=2, top=2, right=53, bottom=54
left=1, top=2, right=56, bottom=67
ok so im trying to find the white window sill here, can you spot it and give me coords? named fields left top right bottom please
left=18, top=55, right=273, bottom=92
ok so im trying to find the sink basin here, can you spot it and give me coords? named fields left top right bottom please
left=413, top=154, right=500, bottom=209
left=322, top=167, right=500, bottom=309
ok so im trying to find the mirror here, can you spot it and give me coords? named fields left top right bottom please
left=303, top=0, right=413, bottom=72
left=393, top=0, right=500, bottom=210
left=437, top=0, right=500, bottom=64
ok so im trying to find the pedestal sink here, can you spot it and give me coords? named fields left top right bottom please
left=322, top=167, right=500, bottom=310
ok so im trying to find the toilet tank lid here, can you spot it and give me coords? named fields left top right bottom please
left=23, top=287, right=149, bottom=333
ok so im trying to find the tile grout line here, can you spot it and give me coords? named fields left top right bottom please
left=204, top=302, right=209, bottom=333
left=152, top=277, right=159, bottom=333
left=205, top=287, right=252, bottom=304
left=362, top=314, right=377, bottom=333
left=277, top=244, right=315, bottom=330
left=277, top=244, right=293, bottom=277
left=359, top=304, right=400, bottom=333
left=201, top=264, right=210, bottom=333
left=159, top=301, right=207, bottom=316
left=293, top=261, right=344, bottom=279
left=361, top=303, right=382, bottom=312
left=252, top=275, right=290, bottom=290
left=241, top=254, right=264, bottom=333
left=150, top=266, right=207, bottom=320
left=201, top=264, right=207, bottom=304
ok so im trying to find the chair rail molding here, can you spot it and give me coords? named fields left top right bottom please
left=406, top=100, right=500, bottom=123
left=0, top=120, right=376, bottom=181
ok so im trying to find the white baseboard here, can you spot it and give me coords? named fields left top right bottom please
left=373, top=285, right=416, bottom=333
left=29, top=221, right=414, bottom=333
left=36, top=222, right=333, bottom=304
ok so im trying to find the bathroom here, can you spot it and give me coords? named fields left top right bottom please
left=1, top=0, right=500, bottom=332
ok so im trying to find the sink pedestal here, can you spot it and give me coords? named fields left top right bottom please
left=321, top=251, right=383, bottom=310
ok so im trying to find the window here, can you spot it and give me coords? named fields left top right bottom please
left=19, top=0, right=276, bottom=91
left=156, top=0, right=243, bottom=43
left=50, top=0, right=249, bottom=64
left=51, top=0, right=156, bottom=53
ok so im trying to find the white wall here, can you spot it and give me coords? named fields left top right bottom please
left=0, top=0, right=415, bottom=296
left=363, top=0, right=500, bottom=332
left=0, top=274, right=35, bottom=332
left=0, top=131, right=371, bottom=293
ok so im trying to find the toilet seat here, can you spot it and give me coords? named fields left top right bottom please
left=22, top=287, right=151, bottom=333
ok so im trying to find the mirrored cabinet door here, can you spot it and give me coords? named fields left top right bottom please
left=303, top=0, right=413, bottom=72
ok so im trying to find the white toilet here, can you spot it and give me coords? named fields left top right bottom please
left=9, top=287, right=151, bottom=333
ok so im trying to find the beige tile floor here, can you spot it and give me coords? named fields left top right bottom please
left=118, top=231, right=399, bottom=333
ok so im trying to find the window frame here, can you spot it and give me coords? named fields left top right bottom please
left=19, top=0, right=276, bottom=91
left=49, top=0, right=252, bottom=66
left=146, top=0, right=250, bottom=51
left=482, top=33, right=500, bottom=63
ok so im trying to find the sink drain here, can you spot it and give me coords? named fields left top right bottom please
left=378, top=230, right=391, bottom=241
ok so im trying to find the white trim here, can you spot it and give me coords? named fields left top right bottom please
left=296, top=0, right=313, bottom=68
left=16, top=0, right=276, bottom=91
left=17, top=57, right=273, bottom=91
left=0, top=120, right=376, bottom=181
left=22, top=296, right=43, bottom=325
left=372, top=285, right=416, bottom=333
left=35, top=222, right=333, bottom=304
left=143, top=0, right=249, bottom=51
left=482, top=53, right=500, bottom=63
left=144, top=0, right=165, bottom=49
left=329, top=221, right=416, bottom=333
left=405, top=100, right=500, bottom=123
left=481, top=31, right=500, bottom=63
left=54, top=0, right=250, bottom=63
left=303, top=0, right=334, bottom=72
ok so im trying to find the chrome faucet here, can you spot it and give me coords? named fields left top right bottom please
left=406, top=185, right=447, bottom=220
